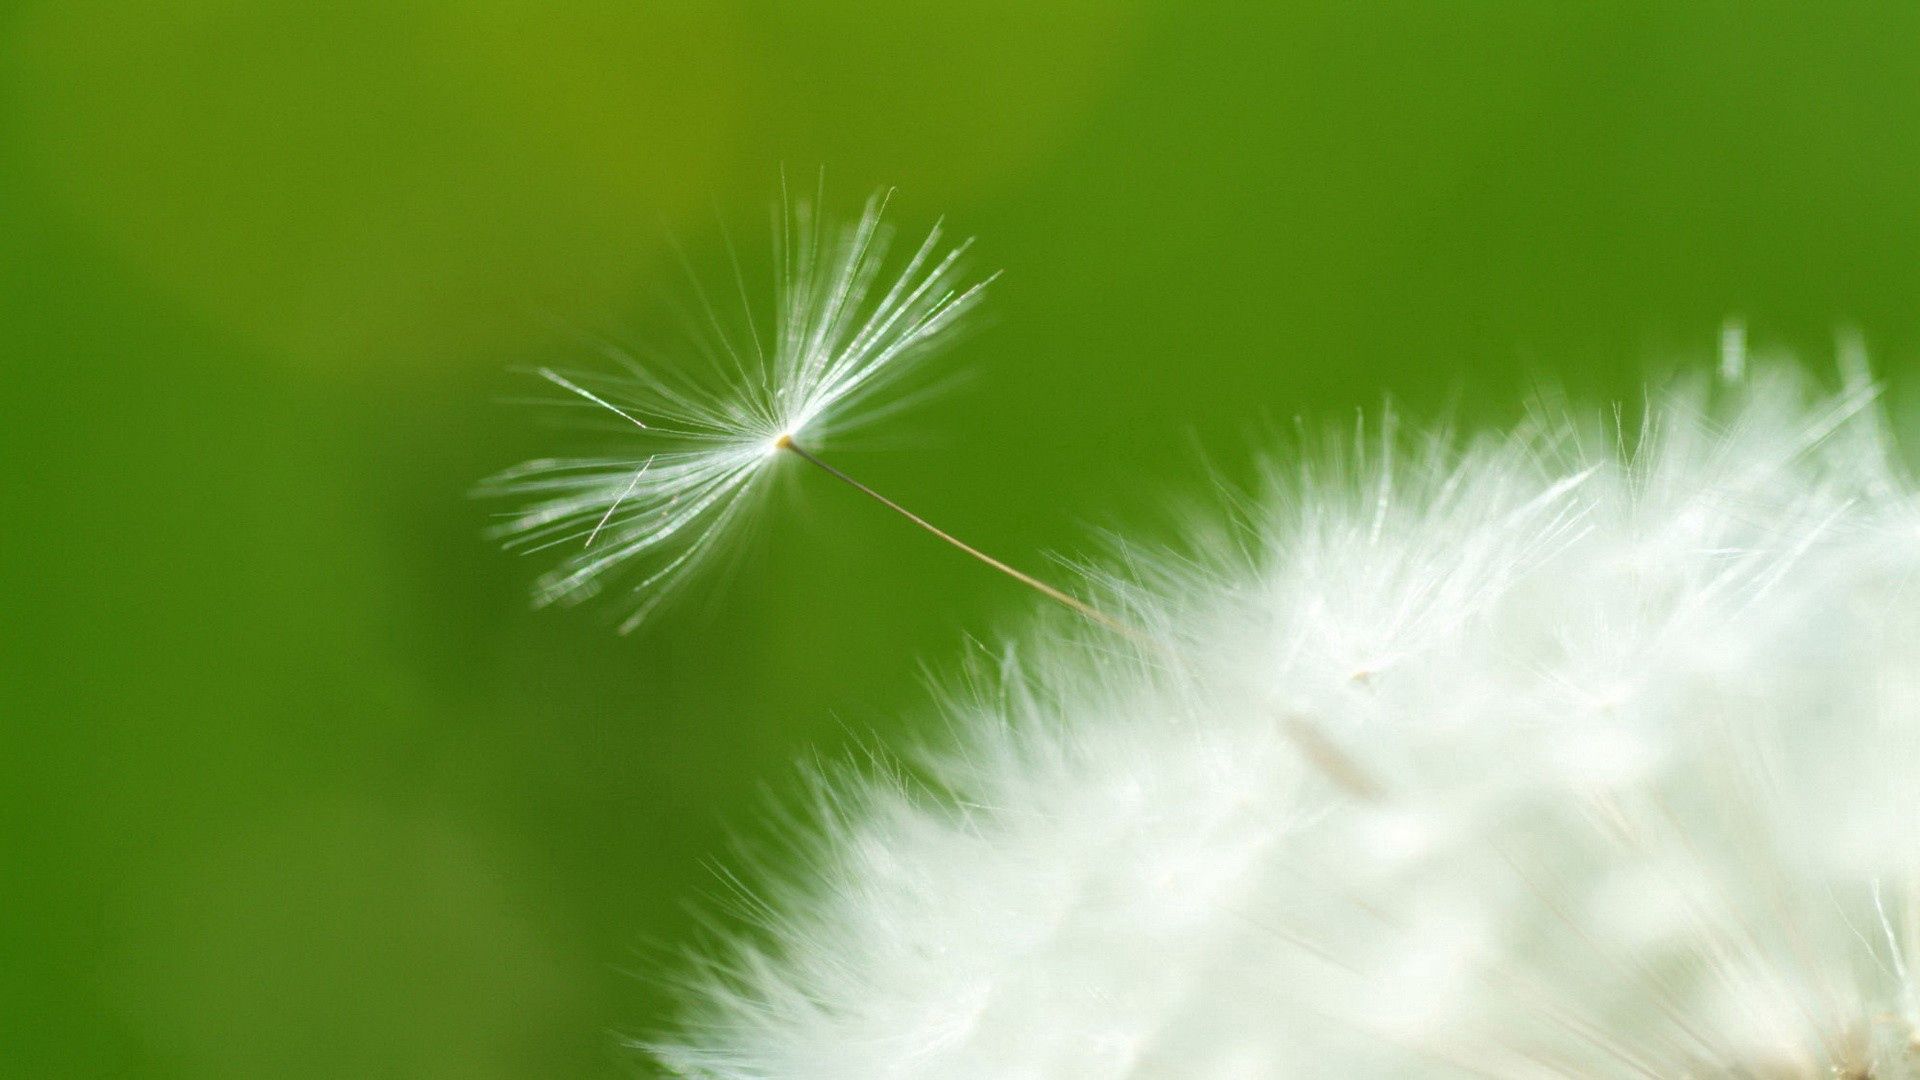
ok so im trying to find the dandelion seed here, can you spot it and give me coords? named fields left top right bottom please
left=486, top=186, right=1198, bottom=657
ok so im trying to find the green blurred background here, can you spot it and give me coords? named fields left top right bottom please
left=6, top=3, right=1920, bottom=1076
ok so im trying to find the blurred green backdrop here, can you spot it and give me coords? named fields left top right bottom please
left=6, top=3, right=1920, bottom=1076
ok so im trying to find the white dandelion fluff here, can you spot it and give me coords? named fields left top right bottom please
left=480, top=187, right=993, bottom=629
left=650, top=357, right=1920, bottom=1079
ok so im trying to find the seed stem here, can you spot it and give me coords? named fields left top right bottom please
left=777, top=435, right=1137, bottom=639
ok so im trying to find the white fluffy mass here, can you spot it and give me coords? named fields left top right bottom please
left=653, top=360, right=1920, bottom=1079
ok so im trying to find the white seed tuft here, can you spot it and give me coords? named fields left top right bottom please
left=479, top=188, right=989, bottom=630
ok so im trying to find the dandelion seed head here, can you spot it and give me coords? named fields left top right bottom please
left=479, top=187, right=990, bottom=629
left=652, top=361, right=1920, bottom=1079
